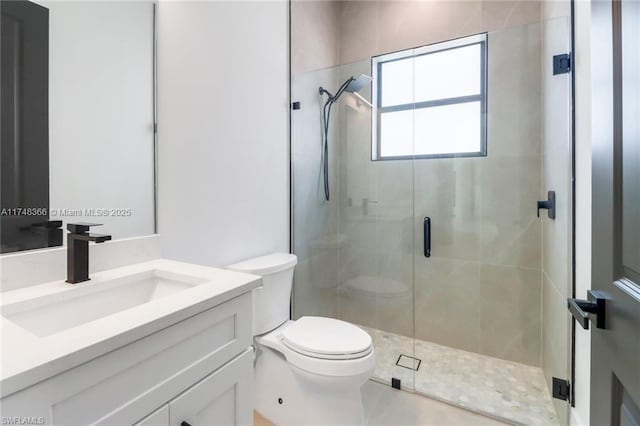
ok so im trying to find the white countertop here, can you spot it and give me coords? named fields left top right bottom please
left=0, top=259, right=261, bottom=398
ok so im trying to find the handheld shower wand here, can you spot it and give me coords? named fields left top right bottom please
left=318, top=74, right=372, bottom=201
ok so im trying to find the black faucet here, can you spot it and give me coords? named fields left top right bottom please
left=66, top=223, right=112, bottom=284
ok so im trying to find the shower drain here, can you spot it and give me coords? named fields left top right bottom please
left=396, top=354, right=421, bottom=371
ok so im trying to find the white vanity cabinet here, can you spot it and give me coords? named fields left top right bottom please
left=0, top=292, right=254, bottom=426
left=134, top=350, right=252, bottom=426
left=135, top=406, right=169, bottom=426
left=167, top=349, right=253, bottom=426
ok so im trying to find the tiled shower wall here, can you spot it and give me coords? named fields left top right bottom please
left=292, top=2, right=570, bottom=377
left=333, top=23, right=545, bottom=367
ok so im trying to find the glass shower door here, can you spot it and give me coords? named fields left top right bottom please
left=290, top=58, right=418, bottom=392
left=541, top=16, right=573, bottom=426
left=334, top=58, right=417, bottom=392
left=409, top=18, right=573, bottom=426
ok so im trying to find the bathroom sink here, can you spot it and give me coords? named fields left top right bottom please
left=2, top=268, right=208, bottom=337
left=0, top=259, right=261, bottom=399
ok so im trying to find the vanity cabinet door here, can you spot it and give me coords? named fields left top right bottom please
left=135, top=405, right=169, bottom=426
left=169, top=348, right=253, bottom=426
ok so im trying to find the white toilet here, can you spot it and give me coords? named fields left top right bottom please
left=228, top=253, right=375, bottom=426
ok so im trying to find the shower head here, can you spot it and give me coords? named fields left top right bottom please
left=318, top=73, right=373, bottom=202
left=320, top=74, right=372, bottom=102
left=344, top=74, right=372, bottom=94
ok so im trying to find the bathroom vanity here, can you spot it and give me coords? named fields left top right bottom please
left=0, top=260, right=260, bottom=425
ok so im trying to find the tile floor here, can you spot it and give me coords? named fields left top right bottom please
left=254, top=380, right=507, bottom=426
left=361, top=326, right=560, bottom=426
left=362, top=380, right=508, bottom=426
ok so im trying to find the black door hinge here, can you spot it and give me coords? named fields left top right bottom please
left=291, top=101, right=301, bottom=110
left=553, top=53, right=571, bottom=75
left=391, top=377, right=401, bottom=390
left=552, top=377, right=571, bottom=401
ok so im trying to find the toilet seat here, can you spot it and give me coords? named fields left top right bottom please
left=256, top=318, right=375, bottom=377
left=281, top=317, right=372, bottom=360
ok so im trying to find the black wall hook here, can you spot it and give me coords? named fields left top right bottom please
left=537, top=190, right=556, bottom=220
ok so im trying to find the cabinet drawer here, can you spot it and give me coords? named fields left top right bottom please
left=169, top=348, right=253, bottom=426
left=135, top=405, right=169, bottom=426
left=0, top=293, right=252, bottom=426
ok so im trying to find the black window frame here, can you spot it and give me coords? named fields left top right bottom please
left=372, top=33, right=488, bottom=161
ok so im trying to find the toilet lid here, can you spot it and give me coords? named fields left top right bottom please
left=281, top=317, right=372, bottom=359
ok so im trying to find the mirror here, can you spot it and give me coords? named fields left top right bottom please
left=1, top=0, right=156, bottom=254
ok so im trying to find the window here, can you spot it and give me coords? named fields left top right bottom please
left=372, top=34, right=487, bottom=160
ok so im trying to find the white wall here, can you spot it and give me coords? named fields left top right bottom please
left=572, top=1, right=592, bottom=425
left=157, top=1, right=289, bottom=267
left=41, top=1, right=155, bottom=240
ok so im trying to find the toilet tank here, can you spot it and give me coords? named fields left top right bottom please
left=227, top=253, right=297, bottom=336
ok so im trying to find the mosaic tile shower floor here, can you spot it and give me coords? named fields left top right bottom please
left=360, top=326, right=560, bottom=426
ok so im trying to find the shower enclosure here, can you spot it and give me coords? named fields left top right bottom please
left=291, top=3, right=573, bottom=425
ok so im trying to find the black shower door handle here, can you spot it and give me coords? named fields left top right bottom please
left=424, top=217, right=431, bottom=258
